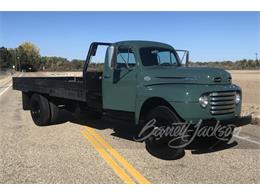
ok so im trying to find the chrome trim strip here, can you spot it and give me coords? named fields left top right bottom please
left=210, top=92, right=236, bottom=97
left=211, top=100, right=235, bottom=105
left=211, top=105, right=235, bottom=110
left=211, top=108, right=235, bottom=114
left=211, top=96, right=235, bottom=101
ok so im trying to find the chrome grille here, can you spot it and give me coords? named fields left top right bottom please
left=210, top=91, right=236, bottom=115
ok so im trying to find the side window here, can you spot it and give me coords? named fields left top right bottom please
left=170, top=52, right=178, bottom=65
left=107, top=45, right=116, bottom=69
left=116, top=48, right=136, bottom=69
left=157, top=51, right=178, bottom=66
left=157, top=51, right=170, bottom=64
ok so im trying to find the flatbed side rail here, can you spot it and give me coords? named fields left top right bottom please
left=12, top=77, right=86, bottom=102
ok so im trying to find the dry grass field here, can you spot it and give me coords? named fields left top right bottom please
left=229, top=70, right=260, bottom=123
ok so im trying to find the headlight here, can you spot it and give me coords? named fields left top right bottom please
left=199, top=95, right=209, bottom=108
left=235, top=92, right=241, bottom=104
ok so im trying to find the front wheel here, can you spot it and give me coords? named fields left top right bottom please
left=143, top=106, right=185, bottom=160
left=30, top=94, right=51, bottom=126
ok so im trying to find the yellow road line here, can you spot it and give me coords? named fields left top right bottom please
left=82, top=130, right=135, bottom=184
left=84, top=127, right=151, bottom=184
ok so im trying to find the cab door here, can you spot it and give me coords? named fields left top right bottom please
left=102, top=46, right=138, bottom=112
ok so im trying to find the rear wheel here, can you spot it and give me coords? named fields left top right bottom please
left=143, top=106, right=185, bottom=160
left=49, top=101, right=60, bottom=124
left=30, top=94, right=51, bottom=126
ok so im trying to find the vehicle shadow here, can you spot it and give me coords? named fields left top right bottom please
left=54, top=109, right=238, bottom=160
left=186, top=139, right=238, bottom=155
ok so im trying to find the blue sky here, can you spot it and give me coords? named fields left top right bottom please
left=0, top=12, right=259, bottom=62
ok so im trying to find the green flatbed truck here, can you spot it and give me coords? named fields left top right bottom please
left=13, top=41, right=251, bottom=156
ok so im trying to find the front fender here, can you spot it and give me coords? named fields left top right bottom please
left=135, top=84, right=241, bottom=124
left=135, top=84, right=197, bottom=124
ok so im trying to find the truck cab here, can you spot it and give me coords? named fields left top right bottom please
left=89, top=41, right=248, bottom=126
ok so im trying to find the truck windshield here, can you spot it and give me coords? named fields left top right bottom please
left=140, top=47, right=179, bottom=67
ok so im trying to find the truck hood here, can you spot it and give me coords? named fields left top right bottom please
left=143, top=67, right=232, bottom=85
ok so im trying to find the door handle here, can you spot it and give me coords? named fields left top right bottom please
left=104, top=75, right=111, bottom=79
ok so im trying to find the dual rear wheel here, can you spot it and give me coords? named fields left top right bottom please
left=30, top=94, right=59, bottom=126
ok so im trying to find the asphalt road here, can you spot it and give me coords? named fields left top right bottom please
left=0, top=72, right=259, bottom=183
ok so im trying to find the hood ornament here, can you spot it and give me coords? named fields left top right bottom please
left=213, top=77, right=222, bottom=82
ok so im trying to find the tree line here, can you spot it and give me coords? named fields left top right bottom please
left=190, top=60, right=259, bottom=70
left=0, top=42, right=87, bottom=71
left=0, top=42, right=41, bottom=71
left=0, top=42, right=259, bottom=71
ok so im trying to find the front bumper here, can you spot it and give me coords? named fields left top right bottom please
left=199, top=115, right=252, bottom=127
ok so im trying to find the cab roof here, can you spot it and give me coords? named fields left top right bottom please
left=113, top=40, right=174, bottom=50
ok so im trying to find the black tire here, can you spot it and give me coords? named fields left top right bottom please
left=143, top=106, right=185, bottom=160
left=49, top=101, right=60, bottom=124
left=30, top=94, right=51, bottom=126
